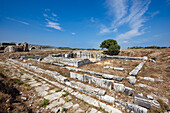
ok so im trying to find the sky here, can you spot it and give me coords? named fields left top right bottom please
left=0, top=0, right=170, bottom=49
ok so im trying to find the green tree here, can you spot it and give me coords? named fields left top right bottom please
left=100, top=39, right=120, bottom=55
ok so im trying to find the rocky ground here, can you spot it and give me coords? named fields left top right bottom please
left=0, top=48, right=169, bottom=113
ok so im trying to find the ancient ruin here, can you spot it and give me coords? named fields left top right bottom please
left=0, top=49, right=169, bottom=113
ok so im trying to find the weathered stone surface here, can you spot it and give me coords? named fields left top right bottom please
left=124, top=87, right=133, bottom=96
left=114, top=83, right=125, bottom=93
left=21, top=97, right=27, bottom=101
left=35, top=84, right=49, bottom=96
left=102, top=74, right=124, bottom=81
left=66, top=66, right=123, bottom=81
left=127, top=76, right=136, bottom=85
left=30, top=82, right=42, bottom=87
left=104, top=55, right=148, bottom=60
left=44, top=92, right=63, bottom=101
left=46, top=98, right=65, bottom=109
left=127, top=102, right=148, bottom=113
left=87, top=108, right=98, bottom=113
left=151, top=100, right=160, bottom=108
left=129, top=61, right=145, bottom=76
left=99, top=95, right=115, bottom=104
left=144, top=77, right=155, bottom=82
left=75, top=108, right=85, bottom=113
left=9, top=59, right=122, bottom=113
left=69, top=80, right=106, bottom=96
left=62, top=101, right=73, bottom=109
left=71, top=104, right=79, bottom=111
left=44, top=55, right=91, bottom=67
left=104, top=66, right=124, bottom=71
left=70, top=72, right=113, bottom=89
left=4, top=46, right=16, bottom=52
left=133, top=94, right=151, bottom=109
left=135, top=83, right=148, bottom=88
left=52, top=63, right=65, bottom=67
left=76, top=51, right=94, bottom=58
left=149, top=59, right=156, bottom=63
left=147, top=95, right=153, bottom=100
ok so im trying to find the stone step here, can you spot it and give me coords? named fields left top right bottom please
left=8, top=59, right=122, bottom=113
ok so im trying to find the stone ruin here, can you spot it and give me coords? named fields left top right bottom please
left=3, top=49, right=167, bottom=113
left=0, top=42, right=29, bottom=52
left=43, top=53, right=91, bottom=67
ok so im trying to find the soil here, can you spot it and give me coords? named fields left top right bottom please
left=0, top=72, right=33, bottom=113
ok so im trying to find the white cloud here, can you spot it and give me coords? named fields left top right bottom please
left=117, top=28, right=144, bottom=40
left=150, top=11, right=160, bottom=18
left=52, top=13, right=57, bottom=17
left=45, top=8, right=50, bottom=12
left=101, top=0, right=151, bottom=41
left=90, top=17, right=94, bottom=22
left=122, top=41, right=129, bottom=44
left=6, top=17, right=29, bottom=25
left=43, top=13, right=48, bottom=17
left=46, top=20, right=62, bottom=30
left=113, top=28, right=117, bottom=32
left=43, top=10, right=62, bottom=31
left=72, top=33, right=76, bottom=35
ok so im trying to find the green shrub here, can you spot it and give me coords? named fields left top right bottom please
left=62, top=107, right=67, bottom=112
left=13, top=79, right=23, bottom=85
left=56, top=89, right=62, bottom=92
left=62, top=91, right=68, bottom=97
left=40, top=99, right=49, bottom=107
left=24, top=82, right=30, bottom=86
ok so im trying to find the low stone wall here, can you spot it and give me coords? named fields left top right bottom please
left=114, top=83, right=133, bottom=96
left=76, top=51, right=94, bottom=58
left=70, top=72, right=113, bottom=90
left=55, top=57, right=91, bottom=67
left=129, top=61, right=145, bottom=76
left=127, top=102, right=148, bottom=113
left=43, top=55, right=91, bottom=67
left=102, top=55, right=148, bottom=61
left=66, top=67, right=124, bottom=81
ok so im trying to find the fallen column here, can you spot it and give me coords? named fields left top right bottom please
left=129, top=61, right=145, bottom=76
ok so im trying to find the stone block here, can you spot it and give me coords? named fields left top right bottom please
left=114, top=83, right=125, bottom=92
left=99, top=95, right=115, bottom=104
left=124, top=87, right=133, bottom=96
left=127, top=102, right=148, bottom=113
left=127, top=76, right=136, bottom=85
left=133, top=94, right=151, bottom=109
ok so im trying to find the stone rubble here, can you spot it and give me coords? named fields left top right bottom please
left=104, top=66, right=124, bottom=71
left=6, top=58, right=162, bottom=113
left=8, top=59, right=122, bottom=113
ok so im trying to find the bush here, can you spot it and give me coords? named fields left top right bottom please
left=40, top=99, right=49, bottom=107
left=100, top=39, right=120, bottom=55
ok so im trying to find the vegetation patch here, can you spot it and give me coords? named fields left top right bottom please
left=40, top=99, right=49, bottom=107
left=62, top=91, right=68, bottom=97
left=13, top=79, right=23, bottom=85
left=62, top=107, right=67, bottom=112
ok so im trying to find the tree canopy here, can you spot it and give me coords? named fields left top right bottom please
left=100, top=39, right=120, bottom=55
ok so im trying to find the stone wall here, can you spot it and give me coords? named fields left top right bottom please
left=70, top=72, right=113, bottom=90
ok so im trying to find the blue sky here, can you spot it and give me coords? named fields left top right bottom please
left=0, top=0, right=170, bottom=49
